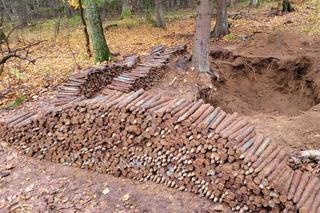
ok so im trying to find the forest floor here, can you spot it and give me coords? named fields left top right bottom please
left=0, top=0, right=320, bottom=212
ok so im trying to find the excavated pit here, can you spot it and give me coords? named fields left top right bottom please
left=202, top=32, right=320, bottom=116
left=198, top=43, right=320, bottom=116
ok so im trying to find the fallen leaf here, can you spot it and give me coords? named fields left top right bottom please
left=122, top=193, right=130, bottom=202
left=102, top=187, right=110, bottom=195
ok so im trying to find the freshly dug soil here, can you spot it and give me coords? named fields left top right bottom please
left=207, top=32, right=320, bottom=116
left=152, top=32, right=320, bottom=150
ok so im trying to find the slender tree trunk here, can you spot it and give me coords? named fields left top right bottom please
left=85, top=1, right=111, bottom=62
left=155, top=0, right=165, bottom=27
left=79, top=0, right=92, bottom=58
left=251, top=0, right=258, bottom=7
left=121, top=0, right=132, bottom=19
left=52, top=14, right=62, bottom=42
left=212, top=0, right=228, bottom=39
left=282, top=0, right=294, bottom=12
left=0, top=27, right=5, bottom=43
left=192, top=0, right=212, bottom=73
left=1, top=0, right=12, bottom=21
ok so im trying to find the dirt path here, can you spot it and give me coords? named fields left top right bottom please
left=0, top=142, right=229, bottom=213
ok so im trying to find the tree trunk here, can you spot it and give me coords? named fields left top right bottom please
left=192, top=0, right=212, bottom=73
left=121, top=0, right=132, bottom=19
left=1, top=0, right=12, bottom=21
left=251, top=0, right=258, bottom=7
left=155, top=0, right=165, bottom=27
left=0, top=27, right=6, bottom=43
left=85, top=1, right=111, bottom=62
left=79, top=0, right=92, bottom=58
left=212, top=0, right=228, bottom=39
left=282, top=0, right=294, bottom=13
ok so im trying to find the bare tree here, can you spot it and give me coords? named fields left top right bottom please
left=212, top=0, right=229, bottom=39
left=0, top=21, right=43, bottom=74
left=155, top=0, right=165, bottom=27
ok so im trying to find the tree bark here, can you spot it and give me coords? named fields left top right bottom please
left=0, top=27, right=6, bottom=43
left=212, top=0, right=228, bottom=39
left=85, top=1, right=111, bottom=62
left=1, top=0, right=12, bottom=21
left=121, top=0, right=132, bottom=19
left=251, top=0, right=259, bottom=7
left=282, top=0, right=294, bottom=13
left=192, top=0, right=212, bottom=73
left=155, top=0, right=165, bottom=27
left=78, top=0, right=92, bottom=58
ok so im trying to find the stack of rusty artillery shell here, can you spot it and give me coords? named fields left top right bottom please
left=1, top=89, right=319, bottom=212
left=105, top=45, right=187, bottom=93
left=52, top=55, right=138, bottom=107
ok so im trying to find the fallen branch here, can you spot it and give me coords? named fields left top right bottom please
left=0, top=41, right=44, bottom=65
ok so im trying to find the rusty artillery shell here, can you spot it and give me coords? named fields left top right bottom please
left=250, top=137, right=272, bottom=162
left=293, top=172, right=311, bottom=204
left=232, top=125, right=255, bottom=144
left=215, top=112, right=239, bottom=133
left=118, top=89, right=144, bottom=108
left=166, top=98, right=186, bottom=113
left=9, top=111, right=37, bottom=127
left=253, top=147, right=279, bottom=174
left=187, top=104, right=210, bottom=125
left=210, top=111, right=227, bottom=130
left=192, top=106, right=214, bottom=129
left=173, top=102, right=194, bottom=119
left=238, top=136, right=256, bottom=155
left=130, top=94, right=154, bottom=112
left=258, top=149, right=287, bottom=178
left=243, top=134, right=264, bottom=163
left=287, top=170, right=302, bottom=201
left=271, top=166, right=293, bottom=195
left=299, top=184, right=320, bottom=213
left=145, top=97, right=171, bottom=112
left=297, top=176, right=319, bottom=209
left=221, top=118, right=249, bottom=139
left=126, top=92, right=149, bottom=110
left=199, top=107, right=221, bottom=129
left=137, top=94, right=161, bottom=112
left=177, top=100, right=204, bottom=122
left=308, top=188, right=320, bottom=213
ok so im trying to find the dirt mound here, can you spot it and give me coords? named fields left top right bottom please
left=206, top=32, right=320, bottom=116
left=234, top=32, right=320, bottom=58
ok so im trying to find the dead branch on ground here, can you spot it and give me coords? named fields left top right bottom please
left=0, top=21, right=44, bottom=74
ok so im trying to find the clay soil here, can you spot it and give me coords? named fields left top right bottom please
left=1, top=32, right=320, bottom=212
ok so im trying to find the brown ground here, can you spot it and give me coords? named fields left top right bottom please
left=152, top=32, right=320, bottom=150
left=1, top=32, right=320, bottom=212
